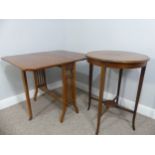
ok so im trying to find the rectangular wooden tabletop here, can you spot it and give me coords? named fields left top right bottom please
left=2, top=50, right=86, bottom=71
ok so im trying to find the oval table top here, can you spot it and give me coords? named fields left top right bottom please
left=87, top=51, right=149, bottom=68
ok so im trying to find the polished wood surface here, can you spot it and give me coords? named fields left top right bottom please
left=87, top=50, right=149, bottom=135
left=87, top=51, right=149, bottom=64
left=2, top=51, right=85, bottom=123
left=2, top=50, right=85, bottom=71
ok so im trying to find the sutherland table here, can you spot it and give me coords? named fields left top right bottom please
left=2, top=51, right=85, bottom=123
left=87, top=51, right=149, bottom=135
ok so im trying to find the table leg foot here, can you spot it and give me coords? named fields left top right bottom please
left=96, top=112, right=102, bottom=135
left=60, top=106, right=67, bottom=123
left=29, top=116, right=33, bottom=121
left=132, top=123, right=135, bottom=131
left=74, top=106, right=79, bottom=113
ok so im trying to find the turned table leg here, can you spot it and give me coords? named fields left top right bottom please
left=21, top=71, right=33, bottom=120
left=88, top=63, right=94, bottom=110
left=96, top=66, right=106, bottom=135
left=132, top=66, right=146, bottom=130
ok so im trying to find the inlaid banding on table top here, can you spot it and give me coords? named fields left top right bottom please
left=2, top=50, right=86, bottom=71
left=87, top=51, right=150, bottom=64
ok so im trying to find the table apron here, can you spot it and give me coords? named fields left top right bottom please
left=87, top=58, right=147, bottom=69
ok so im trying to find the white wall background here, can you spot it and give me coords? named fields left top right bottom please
left=0, top=19, right=155, bottom=110
left=0, top=20, right=65, bottom=100
left=63, top=20, right=155, bottom=109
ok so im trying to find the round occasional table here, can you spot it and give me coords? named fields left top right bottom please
left=86, top=51, right=150, bottom=135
